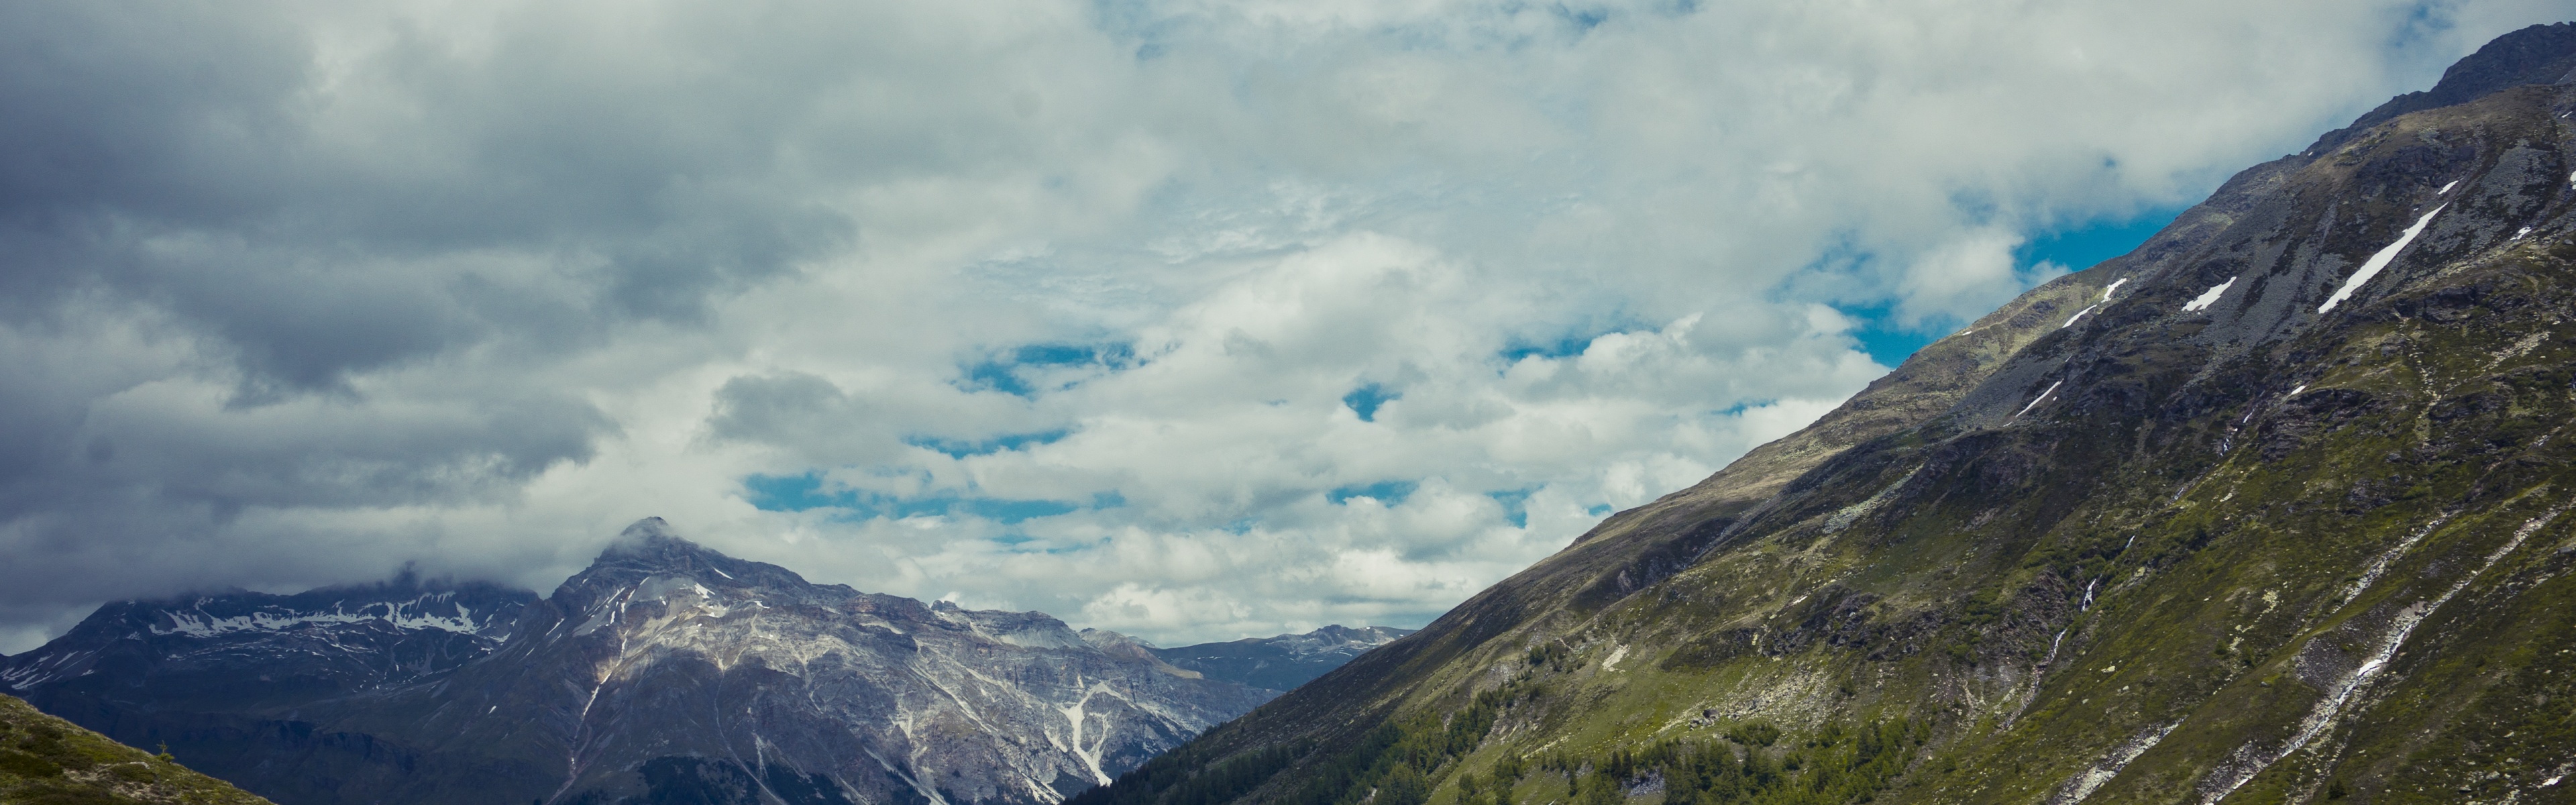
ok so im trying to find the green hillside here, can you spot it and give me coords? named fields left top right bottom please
left=1, top=693, right=273, bottom=804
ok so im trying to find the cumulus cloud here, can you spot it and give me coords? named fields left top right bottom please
left=0, top=0, right=2563, bottom=650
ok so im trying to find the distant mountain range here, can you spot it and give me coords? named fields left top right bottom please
left=1146, top=626, right=1414, bottom=694
left=0, top=518, right=1409, bottom=805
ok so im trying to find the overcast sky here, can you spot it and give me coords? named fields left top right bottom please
left=1, top=0, right=2567, bottom=653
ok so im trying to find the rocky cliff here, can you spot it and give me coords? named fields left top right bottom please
left=1069, top=21, right=2576, bottom=805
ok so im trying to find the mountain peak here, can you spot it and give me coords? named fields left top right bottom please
left=2421, top=21, right=2576, bottom=103
left=594, top=517, right=738, bottom=570
left=599, top=515, right=691, bottom=556
left=2312, top=21, right=2576, bottom=153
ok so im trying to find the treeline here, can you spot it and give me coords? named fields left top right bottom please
left=1065, top=737, right=1311, bottom=805
left=1279, top=680, right=1542, bottom=805
left=1067, top=680, right=1538, bottom=805
left=1486, top=718, right=1923, bottom=805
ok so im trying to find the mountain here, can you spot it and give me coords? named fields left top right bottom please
left=1068, top=22, right=2576, bottom=805
left=1, top=573, right=535, bottom=714
left=3, top=519, right=1272, bottom=805
left=1148, top=627, right=1416, bottom=694
left=2, top=692, right=276, bottom=804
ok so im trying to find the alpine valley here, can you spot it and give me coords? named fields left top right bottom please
left=15, top=19, right=2576, bottom=805
left=1067, top=21, right=2576, bottom=805
left=0, top=519, right=1405, bottom=805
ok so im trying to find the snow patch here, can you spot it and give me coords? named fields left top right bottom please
left=2100, top=277, right=2129, bottom=301
left=2514, top=226, right=2534, bottom=241
left=2438, top=180, right=2458, bottom=194
left=148, top=597, right=494, bottom=637
left=1058, top=682, right=1120, bottom=785
left=2181, top=277, right=2236, bottom=313
left=2288, top=385, right=2306, bottom=396
left=1603, top=645, right=1629, bottom=672
left=2319, top=205, right=2444, bottom=314
left=0, top=649, right=97, bottom=691
left=2061, top=304, right=2098, bottom=329
left=2014, top=381, right=2063, bottom=419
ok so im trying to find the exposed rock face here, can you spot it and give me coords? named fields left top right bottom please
left=1146, top=627, right=1415, bottom=694
left=2, top=520, right=1272, bottom=805
left=1072, top=21, right=2576, bottom=805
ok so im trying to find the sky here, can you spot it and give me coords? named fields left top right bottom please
left=2, top=0, right=2569, bottom=653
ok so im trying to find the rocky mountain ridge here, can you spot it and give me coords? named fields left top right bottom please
left=1, top=520, right=1395, bottom=805
left=1146, top=627, right=1417, bottom=694
left=1, top=574, right=533, bottom=712
left=1071, top=21, right=2576, bottom=805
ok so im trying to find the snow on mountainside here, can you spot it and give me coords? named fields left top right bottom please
left=0, top=574, right=532, bottom=700
left=1, top=519, right=1317, bottom=805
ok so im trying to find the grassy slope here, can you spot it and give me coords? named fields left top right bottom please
left=1077, top=58, right=2576, bottom=805
left=0, top=693, right=274, bottom=805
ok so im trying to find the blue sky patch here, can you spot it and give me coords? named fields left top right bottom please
left=906, top=429, right=1072, bottom=458
left=1499, top=335, right=1591, bottom=362
left=742, top=472, right=1089, bottom=524
left=961, top=359, right=1036, bottom=396
left=1343, top=383, right=1397, bottom=422
left=1329, top=480, right=1417, bottom=506
left=1497, top=316, right=1653, bottom=366
left=1830, top=300, right=1928, bottom=368
left=2017, top=209, right=2184, bottom=276
left=1833, top=209, right=2182, bottom=367
left=1486, top=487, right=1538, bottom=528
left=957, top=342, right=1139, bottom=397
left=953, top=498, right=1081, bottom=523
left=1717, top=398, right=1777, bottom=417
left=743, top=472, right=849, bottom=512
left=1013, top=342, right=1134, bottom=367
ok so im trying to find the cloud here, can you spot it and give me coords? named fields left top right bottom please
left=0, top=0, right=2560, bottom=651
